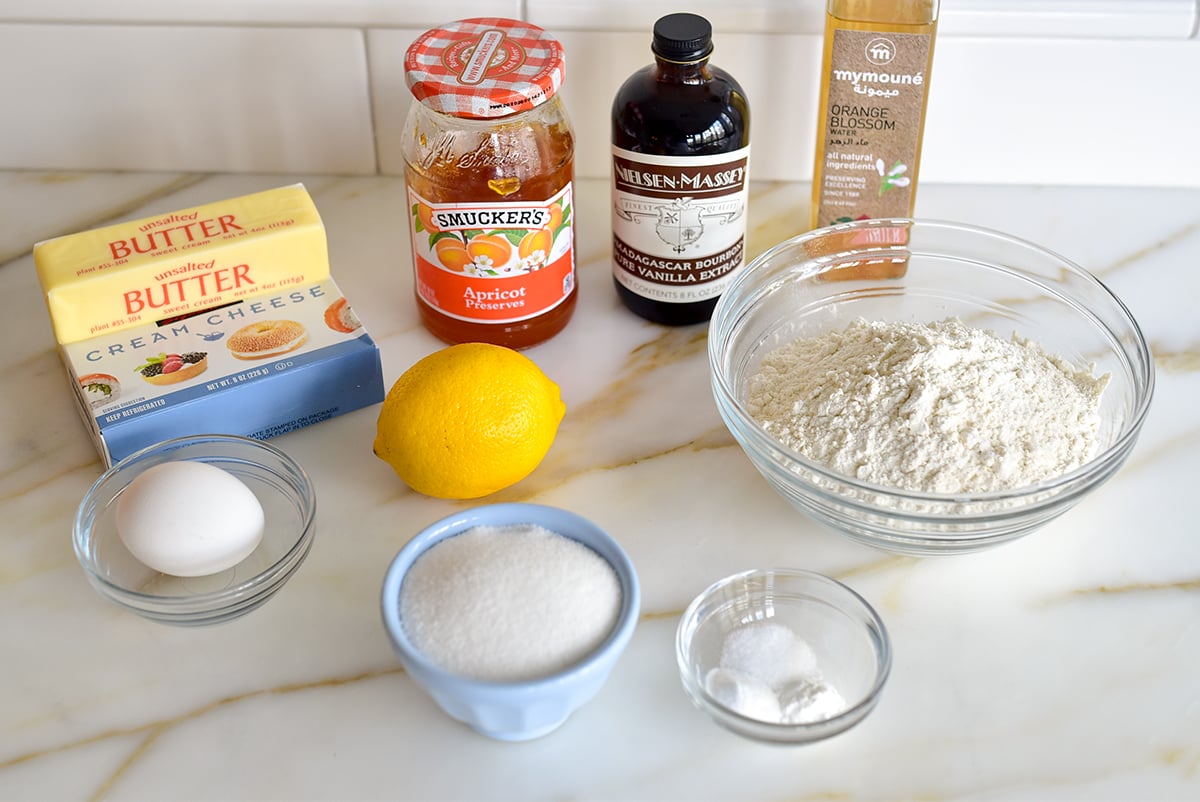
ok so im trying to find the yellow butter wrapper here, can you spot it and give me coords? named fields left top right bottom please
left=34, top=184, right=329, bottom=345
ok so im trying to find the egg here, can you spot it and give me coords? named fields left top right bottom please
left=115, top=460, right=265, bottom=577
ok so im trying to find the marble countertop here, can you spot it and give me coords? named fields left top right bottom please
left=2, top=172, right=1198, bottom=802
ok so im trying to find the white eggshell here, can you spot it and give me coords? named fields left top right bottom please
left=115, top=460, right=265, bottom=577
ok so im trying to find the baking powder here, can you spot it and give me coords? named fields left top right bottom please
left=704, top=620, right=847, bottom=725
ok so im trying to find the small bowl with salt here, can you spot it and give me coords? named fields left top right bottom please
left=380, top=503, right=640, bottom=741
left=676, top=568, right=891, bottom=745
left=708, top=218, right=1155, bottom=555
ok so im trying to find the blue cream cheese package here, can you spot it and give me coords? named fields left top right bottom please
left=59, top=278, right=384, bottom=465
left=61, top=278, right=385, bottom=465
left=34, top=185, right=384, bottom=466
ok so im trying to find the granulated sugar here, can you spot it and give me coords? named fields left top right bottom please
left=717, top=620, right=818, bottom=687
left=746, top=318, right=1110, bottom=494
left=399, top=523, right=621, bottom=682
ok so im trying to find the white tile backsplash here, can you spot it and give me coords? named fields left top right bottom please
left=528, top=0, right=1198, bottom=38
left=1, top=3, right=1197, bottom=186
left=0, top=24, right=376, bottom=174
left=366, top=27, right=426, bottom=178
left=937, top=0, right=1197, bottom=38
left=920, top=37, right=1200, bottom=188
left=5, top=0, right=1193, bottom=39
left=0, top=0, right=520, bottom=27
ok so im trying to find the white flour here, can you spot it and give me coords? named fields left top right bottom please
left=746, top=318, right=1109, bottom=494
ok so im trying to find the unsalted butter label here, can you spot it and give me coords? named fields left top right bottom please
left=34, top=184, right=329, bottom=344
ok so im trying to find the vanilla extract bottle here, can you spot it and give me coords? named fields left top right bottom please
left=611, top=13, right=751, bottom=325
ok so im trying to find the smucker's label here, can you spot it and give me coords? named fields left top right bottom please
left=611, top=146, right=749, bottom=305
left=407, top=184, right=575, bottom=324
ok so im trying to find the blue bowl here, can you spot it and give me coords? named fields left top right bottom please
left=380, top=503, right=640, bottom=741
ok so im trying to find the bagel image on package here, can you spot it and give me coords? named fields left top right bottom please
left=33, top=184, right=385, bottom=466
left=227, top=319, right=310, bottom=360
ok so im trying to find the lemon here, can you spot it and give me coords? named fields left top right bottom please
left=373, top=343, right=566, bottom=500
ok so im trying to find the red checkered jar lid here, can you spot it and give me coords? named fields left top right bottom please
left=404, top=18, right=566, bottom=120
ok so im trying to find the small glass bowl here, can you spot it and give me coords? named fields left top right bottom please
left=676, top=569, right=891, bottom=744
left=381, top=503, right=641, bottom=741
left=708, top=219, right=1155, bottom=555
left=73, top=434, right=317, bottom=626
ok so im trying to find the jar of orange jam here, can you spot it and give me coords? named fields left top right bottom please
left=401, top=18, right=577, bottom=349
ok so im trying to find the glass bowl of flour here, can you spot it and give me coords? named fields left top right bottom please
left=708, top=219, right=1154, bottom=555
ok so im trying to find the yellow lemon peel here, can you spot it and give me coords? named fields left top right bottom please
left=374, top=343, right=565, bottom=499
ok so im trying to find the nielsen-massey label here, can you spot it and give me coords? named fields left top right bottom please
left=611, top=146, right=749, bottom=305
left=816, top=29, right=933, bottom=227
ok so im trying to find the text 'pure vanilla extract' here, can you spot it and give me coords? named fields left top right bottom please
left=611, top=13, right=751, bottom=326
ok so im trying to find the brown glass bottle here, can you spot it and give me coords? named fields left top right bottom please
left=611, top=13, right=751, bottom=326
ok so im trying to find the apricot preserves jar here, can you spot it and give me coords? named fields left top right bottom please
left=402, top=18, right=577, bottom=349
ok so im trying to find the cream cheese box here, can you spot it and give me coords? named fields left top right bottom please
left=64, top=278, right=384, bottom=466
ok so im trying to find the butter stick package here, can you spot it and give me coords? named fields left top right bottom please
left=35, top=185, right=384, bottom=466
left=34, top=184, right=329, bottom=345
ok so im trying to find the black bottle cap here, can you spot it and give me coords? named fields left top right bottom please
left=651, top=13, right=713, bottom=62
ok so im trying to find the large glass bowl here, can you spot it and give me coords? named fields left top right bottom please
left=708, top=219, right=1154, bottom=555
